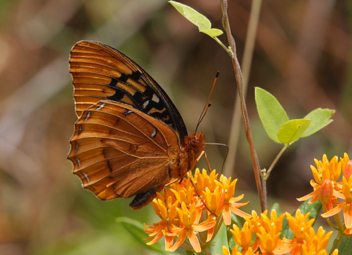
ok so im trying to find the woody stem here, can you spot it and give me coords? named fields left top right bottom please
left=220, top=0, right=265, bottom=211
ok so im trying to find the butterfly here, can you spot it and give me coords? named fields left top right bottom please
left=67, top=40, right=206, bottom=209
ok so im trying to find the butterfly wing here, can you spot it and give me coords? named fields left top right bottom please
left=69, top=40, right=187, bottom=145
left=68, top=100, right=180, bottom=206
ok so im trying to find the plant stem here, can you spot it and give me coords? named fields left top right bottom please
left=266, top=145, right=287, bottom=176
left=224, top=0, right=263, bottom=178
left=220, top=0, right=265, bottom=211
left=331, top=230, right=344, bottom=253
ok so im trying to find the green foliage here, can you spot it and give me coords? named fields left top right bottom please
left=255, top=87, right=289, bottom=143
left=277, top=119, right=311, bottom=145
left=301, top=108, right=335, bottom=137
left=116, top=217, right=166, bottom=254
left=271, top=203, right=282, bottom=216
left=169, top=1, right=223, bottom=37
left=255, top=87, right=335, bottom=145
left=337, top=235, right=352, bottom=255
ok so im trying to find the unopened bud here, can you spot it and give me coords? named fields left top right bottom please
left=344, top=160, right=352, bottom=179
left=319, top=179, right=333, bottom=205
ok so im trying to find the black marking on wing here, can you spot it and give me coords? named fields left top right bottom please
left=119, top=73, right=128, bottom=83
left=107, top=160, right=113, bottom=173
left=130, top=71, right=141, bottom=81
left=107, top=87, right=125, bottom=101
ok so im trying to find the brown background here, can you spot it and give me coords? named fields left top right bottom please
left=0, top=0, right=351, bottom=254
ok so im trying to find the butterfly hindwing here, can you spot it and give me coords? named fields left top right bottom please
left=68, top=100, right=180, bottom=201
left=69, top=40, right=187, bottom=145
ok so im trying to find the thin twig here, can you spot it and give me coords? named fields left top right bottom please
left=220, top=0, right=265, bottom=211
left=224, top=0, right=263, bottom=178
left=266, top=145, right=287, bottom=176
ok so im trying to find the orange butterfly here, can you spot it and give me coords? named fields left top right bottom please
left=68, top=41, right=206, bottom=209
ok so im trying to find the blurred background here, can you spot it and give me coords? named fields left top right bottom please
left=0, top=0, right=351, bottom=254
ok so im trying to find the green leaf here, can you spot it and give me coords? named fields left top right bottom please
left=255, top=87, right=289, bottom=143
left=227, top=224, right=236, bottom=252
left=185, top=250, right=198, bottom=255
left=200, top=28, right=223, bottom=37
left=277, top=119, right=311, bottom=145
left=337, top=235, right=352, bottom=255
left=169, top=1, right=211, bottom=31
left=301, top=108, right=335, bottom=137
left=281, top=200, right=322, bottom=239
left=211, top=223, right=228, bottom=255
left=116, top=217, right=165, bottom=254
left=271, top=203, right=282, bottom=216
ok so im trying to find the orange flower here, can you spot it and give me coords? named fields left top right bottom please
left=230, top=221, right=258, bottom=252
left=145, top=168, right=250, bottom=253
left=220, top=246, right=259, bottom=255
left=248, top=210, right=285, bottom=254
left=322, top=176, right=352, bottom=229
left=193, top=168, right=219, bottom=192
left=341, top=153, right=351, bottom=179
left=144, top=197, right=178, bottom=250
left=297, top=154, right=343, bottom=205
left=281, top=210, right=314, bottom=255
left=256, top=225, right=281, bottom=254
left=170, top=202, right=216, bottom=252
left=217, top=176, right=250, bottom=225
left=301, top=227, right=335, bottom=255
left=203, top=186, right=225, bottom=217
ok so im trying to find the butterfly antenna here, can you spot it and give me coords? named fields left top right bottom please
left=195, top=72, right=219, bottom=133
left=205, top=142, right=229, bottom=175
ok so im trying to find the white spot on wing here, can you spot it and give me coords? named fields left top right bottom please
left=96, top=103, right=105, bottom=111
left=82, top=171, right=89, bottom=183
left=84, top=112, right=91, bottom=121
left=151, top=128, right=157, bottom=138
left=142, top=100, right=149, bottom=109
left=152, top=94, right=160, bottom=103
left=75, top=157, right=81, bottom=168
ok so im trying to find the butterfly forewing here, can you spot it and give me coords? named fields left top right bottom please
left=68, top=100, right=180, bottom=200
left=69, top=40, right=187, bottom=144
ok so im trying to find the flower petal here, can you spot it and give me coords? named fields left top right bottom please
left=146, top=232, right=163, bottom=245
left=321, top=202, right=345, bottom=218
left=230, top=204, right=251, bottom=218
left=344, top=203, right=352, bottom=229
left=169, top=229, right=187, bottom=252
left=297, top=189, right=319, bottom=202
left=188, top=229, right=201, bottom=253
left=193, top=221, right=216, bottom=232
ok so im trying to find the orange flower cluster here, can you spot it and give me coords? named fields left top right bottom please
left=144, top=169, right=250, bottom=253
left=221, top=210, right=338, bottom=255
left=297, top=153, right=352, bottom=235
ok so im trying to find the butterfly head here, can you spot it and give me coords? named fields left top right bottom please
left=187, top=132, right=206, bottom=155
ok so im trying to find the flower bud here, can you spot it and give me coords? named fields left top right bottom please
left=319, top=179, right=333, bottom=205
left=344, top=160, right=352, bottom=179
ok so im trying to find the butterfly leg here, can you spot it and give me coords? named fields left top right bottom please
left=162, top=187, right=174, bottom=234
left=189, top=177, right=217, bottom=217
left=196, top=150, right=211, bottom=172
